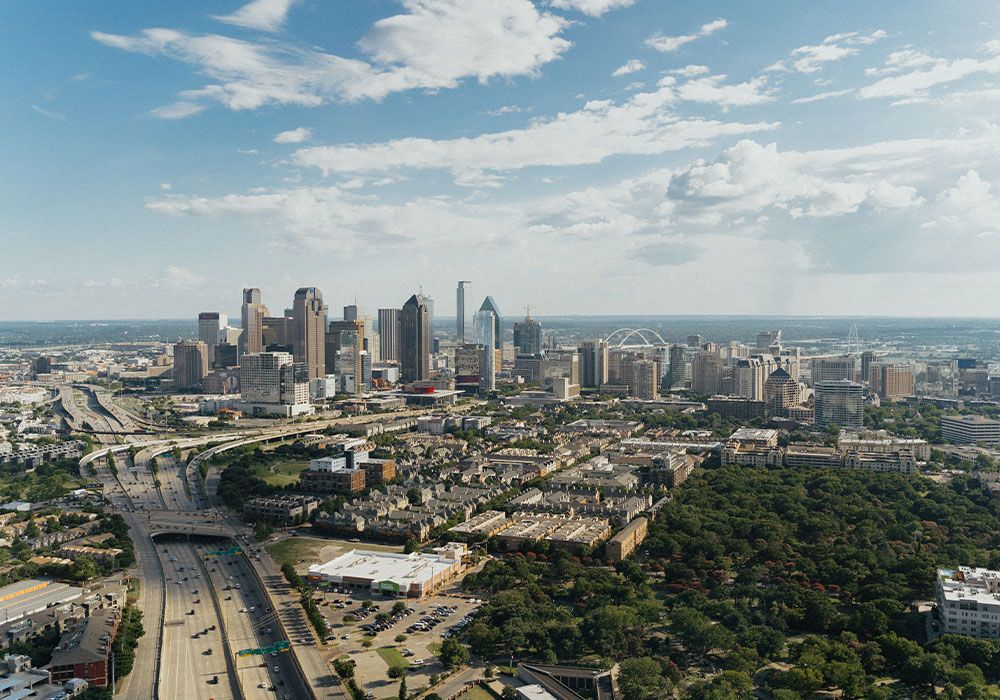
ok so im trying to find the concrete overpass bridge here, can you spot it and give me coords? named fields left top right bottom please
left=144, top=510, right=234, bottom=538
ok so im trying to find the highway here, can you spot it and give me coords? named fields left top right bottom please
left=69, top=386, right=436, bottom=699
left=158, top=541, right=238, bottom=700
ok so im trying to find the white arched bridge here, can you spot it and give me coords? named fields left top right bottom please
left=605, top=328, right=668, bottom=348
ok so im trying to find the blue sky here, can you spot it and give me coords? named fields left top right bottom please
left=3, top=0, right=1000, bottom=320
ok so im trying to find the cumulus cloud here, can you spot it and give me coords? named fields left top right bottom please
left=645, top=18, right=727, bottom=53
left=769, top=29, right=886, bottom=73
left=213, top=0, right=297, bottom=32
left=144, top=124, right=1000, bottom=282
left=612, top=59, right=645, bottom=77
left=274, top=126, right=312, bottom=143
left=291, top=82, right=778, bottom=180
left=548, top=0, right=635, bottom=17
left=93, top=0, right=571, bottom=115
left=667, top=74, right=777, bottom=110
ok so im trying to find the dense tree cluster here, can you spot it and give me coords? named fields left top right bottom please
left=461, top=464, right=1000, bottom=697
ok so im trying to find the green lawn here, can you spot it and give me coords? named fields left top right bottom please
left=377, top=646, right=410, bottom=670
left=427, top=642, right=442, bottom=657
left=268, top=535, right=404, bottom=569
left=259, top=460, right=309, bottom=487
left=267, top=536, right=331, bottom=567
left=464, top=686, right=496, bottom=700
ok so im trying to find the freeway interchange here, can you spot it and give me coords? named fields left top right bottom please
left=69, top=386, right=388, bottom=699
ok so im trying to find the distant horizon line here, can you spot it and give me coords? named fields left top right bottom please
left=4, top=314, right=1000, bottom=323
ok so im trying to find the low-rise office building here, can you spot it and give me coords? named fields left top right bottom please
left=942, top=415, right=1000, bottom=446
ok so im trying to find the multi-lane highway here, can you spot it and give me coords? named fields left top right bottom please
left=158, top=541, right=238, bottom=699
left=69, top=385, right=436, bottom=699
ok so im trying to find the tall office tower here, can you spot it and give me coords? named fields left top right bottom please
left=240, top=352, right=312, bottom=416
left=479, top=297, right=502, bottom=349
left=869, top=362, right=915, bottom=401
left=667, top=344, right=687, bottom=390
left=764, top=367, right=800, bottom=416
left=292, top=287, right=327, bottom=379
left=378, top=308, right=402, bottom=362
left=513, top=312, right=543, bottom=356
left=578, top=339, right=609, bottom=388
left=344, top=304, right=363, bottom=322
left=756, top=330, right=782, bottom=352
left=654, top=345, right=670, bottom=386
left=475, top=309, right=497, bottom=394
left=812, top=355, right=857, bottom=385
left=401, top=294, right=431, bottom=382
left=691, top=348, right=724, bottom=394
left=198, top=312, right=225, bottom=367
left=860, top=350, right=876, bottom=384
left=328, top=319, right=365, bottom=395
left=686, top=334, right=703, bottom=348
left=814, top=379, right=864, bottom=430
left=456, top=281, right=471, bottom=343
left=173, top=340, right=209, bottom=390
left=454, top=343, right=483, bottom=393
left=240, top=288, right=267, bottom=357
left=262, top=314, right=294, bottom=351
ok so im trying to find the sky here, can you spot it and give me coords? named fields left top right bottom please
left=3, top=0, right=1000, bottom=320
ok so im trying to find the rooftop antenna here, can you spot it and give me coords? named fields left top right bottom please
left=524, top=305, right=533, bottom=320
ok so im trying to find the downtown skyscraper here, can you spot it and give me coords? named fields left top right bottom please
left=456, top=280, right=471, bottom=343
left=240, top=287, right=267, bottom=358
left=292, top=287, right=327, bottom=380
left=400, top=294, right=430, bottom=382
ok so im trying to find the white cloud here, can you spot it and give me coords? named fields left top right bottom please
left=859, top=44, right=1000, bottom=99
left=213, top=0, right=297, bottom=32
left=487, top=104, right=526, bottom=115
left=791, top=88, right=853, bottom=104
left=161, top=265, right=205, bottom=289
left=864, top=48, right=937, bottom=77
left=292, top=83, right=778, bottom=179
left=670, top=74, right=777, bottom=110
left=769, top=29, right=886, bottom=73
left=548, top=0, right=635, bottom=17
left=274, top=126, right=312, bottom=143
left=671, top=65, right=711, bottom=77
left=143, top=124, right=1000, bottom=287
left=934, top=169, right=1000, bottom=233
left=93, top=0, right=571, bottom=114
left=149, top=100, right=206, bottom=119
left=645, top=18, right=727, bottom=53
left=159, top=182, right=173, bottom=190
left=612, top=59, right=645, bottom=77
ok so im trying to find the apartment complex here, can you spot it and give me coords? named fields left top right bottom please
left=937, top=567, right=1000, bottom=638
left=605, top=516, right=649, bottom=562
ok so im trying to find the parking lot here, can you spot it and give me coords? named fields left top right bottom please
left=314, top=590, right=483, bottom=697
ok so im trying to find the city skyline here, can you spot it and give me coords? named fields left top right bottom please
left=4, top=1, right=1000, bottom=320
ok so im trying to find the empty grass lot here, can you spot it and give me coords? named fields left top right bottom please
left=377, top=646, right=410, bottom=670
